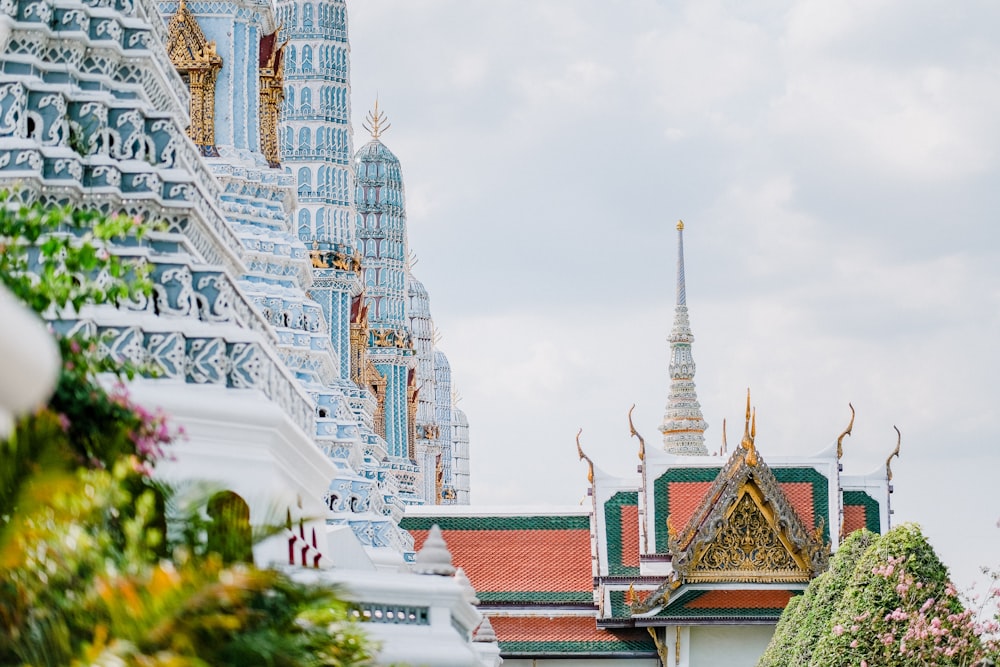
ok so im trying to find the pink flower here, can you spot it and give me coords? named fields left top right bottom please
left=833, top=625, right=845, bottom=636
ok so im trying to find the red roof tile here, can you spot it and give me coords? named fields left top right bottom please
left=668, top=481, right=713, bottom=529
left=843, top=504, right=867, bottom=535
left=490, top=616, right=619, bottom=643
left=778, top=482, right=815, bottom=532
left=411, top=529, right=592, bottom=593
left=620, top=504, right=640, bottom=569
left=684, top=589, right=793, bottom=610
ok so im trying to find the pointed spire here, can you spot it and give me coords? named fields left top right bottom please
left=658, top=221, right=709, bottom=455
left=474, top=617, right=498, bottom=643
left=363, top=96, right=390, bottom=140
left=455, top=567, right=480, bottom=605
left=413, top=524, right=456, bottom=576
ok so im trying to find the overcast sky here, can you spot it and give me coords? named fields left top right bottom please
left=347, top=1, right=1000, bottom=590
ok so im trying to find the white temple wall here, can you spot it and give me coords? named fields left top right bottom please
left=130, top=380, right=334, bottom=567
left=688, top=625, right=774, bottom=667
left=504, top=660, right=658, bottom=666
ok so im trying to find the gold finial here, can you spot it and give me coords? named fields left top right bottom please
left=741, top=389, right=752, bottom=449
left=746, top=408, right=758, bottom=466
left=886, top=426, right=901, bottom=481
left=721, top=418, right=728, bottom=455
left=363, top=97, right=390, bottom=140
left=628, top=404, right=646, bottom=462
left=576, top=428, right=594, bottom=484
left=676, top=220, right=684, bottom=231
left=837, top=403, right=855, bottom=460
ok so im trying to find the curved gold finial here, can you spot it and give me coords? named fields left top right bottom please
left=745, top=408, right=758, bottom=466
left=666, top=513, right=677, bottom=541
left=363, top=97, right=391, bottom=140
left=741, top=389, right=753, bottom=450
left=676, top=220, right=684, bottom=231
left=628, top=404, right=646, bottom=462
left=721, top=418, right=728, bottom=455
left=886, top=426, right=901, bottom=481
left=626, top=582, right=637, bottom=607
left=576, top=428, right=594, bottom=484
left=837, top=403, right=855, bottom=459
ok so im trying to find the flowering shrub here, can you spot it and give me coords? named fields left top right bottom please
left=759, top=524, right=1000, bottom=667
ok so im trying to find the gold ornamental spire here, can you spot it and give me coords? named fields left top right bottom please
left=363, top=97, right=390, bottom=140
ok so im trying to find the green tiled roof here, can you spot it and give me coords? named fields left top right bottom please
left=478, top=591, right=594, bottom=604
left=843, top=490, right=881, bottom=533
left=500, top=638, right=656, bottom=656
left=605, top=491, right=640, bottom=577
left=400, top=515, right=590, bottom=531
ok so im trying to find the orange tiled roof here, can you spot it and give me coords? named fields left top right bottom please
left=401, top=515, right=593, bottom=604
left=620, top=504, right=640, bottom=569
left=843, top=504, right=867, bottom=534
left=489, top=615, right=655, bottom=655
left=684, top=589, right=793, bottom=609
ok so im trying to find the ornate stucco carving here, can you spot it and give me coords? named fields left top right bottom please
left=166, top=0, right=222, bottom=153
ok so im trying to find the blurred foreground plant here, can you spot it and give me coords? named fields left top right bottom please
left=0, top=196, right=373, bottom=666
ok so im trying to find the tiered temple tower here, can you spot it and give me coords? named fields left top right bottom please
left=354, top=106, right=417, bottom=476
left=275, top=0, right=357, bottom=380
left=659, top=221, right=709, bottom=455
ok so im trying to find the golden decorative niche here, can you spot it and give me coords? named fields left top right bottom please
left=258, top=30, right=286, bottom=168
left=406, top=369, right=418, bottom=460
left=167, top=0, right=223, bottom=154
left=349, top=296, right=386, bottom=439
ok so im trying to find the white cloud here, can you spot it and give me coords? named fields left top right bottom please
left=349, top=0, right=1000, bottom=590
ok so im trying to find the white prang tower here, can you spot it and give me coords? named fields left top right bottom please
left=659, top=221, right=709, bottom=455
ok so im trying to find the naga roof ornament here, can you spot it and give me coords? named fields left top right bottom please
left=575, top=428, right=594, bottom=484
left=837, top=403, right=855, bottom=459
left=659, top=220, right=709, bottom=455
left=886, top=426, right=901, bottom=480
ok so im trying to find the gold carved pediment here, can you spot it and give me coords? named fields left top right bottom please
left=685, top=484, right=811, bottom=583
left=167, top=0, right=222, bottom=149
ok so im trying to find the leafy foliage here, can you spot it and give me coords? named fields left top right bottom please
left=759, top=524, right=999, bottom=667
left=0, top=198, right=374, bottom=667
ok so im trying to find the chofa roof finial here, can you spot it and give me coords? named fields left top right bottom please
left=628, top=404, right=646, bottom=462
left=886, top=426, right=901, bottom=480
left=576, top=428, right=594, bottom=484
left=837, top=403, right=855, bottom=460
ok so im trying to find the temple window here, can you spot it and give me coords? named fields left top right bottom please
left=302, top=46, right=313, bottom=72
left=303, top=4, right=313, bottom=28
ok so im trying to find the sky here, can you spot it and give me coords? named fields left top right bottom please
left=347, top=1, right=1000, bottom=591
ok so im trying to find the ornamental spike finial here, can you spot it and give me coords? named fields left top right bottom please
left=363, top=96, right=390, bottom=140
left=628, top=404, right=646, bottom=461
left=576, top=428, right=594, bottom=484
left=837, top=403, right=855, bottom=459
left=741, top=389, right=752, bottom=449
left=886, top=426, right=901, bottom=481
left=659, top=221, right=708, bottom=455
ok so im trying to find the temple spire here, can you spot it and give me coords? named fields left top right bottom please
left=363, top=97, right=390, bottom=140
left=658, top=221, right=709, bottom=455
